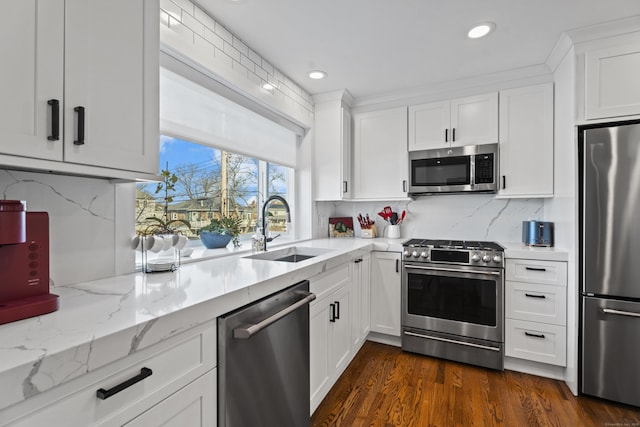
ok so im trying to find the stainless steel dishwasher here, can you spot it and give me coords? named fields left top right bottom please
left=218, top=280, right=315, bottom=426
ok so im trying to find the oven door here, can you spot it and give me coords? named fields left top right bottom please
left=402, top=263, right=503, bottom=342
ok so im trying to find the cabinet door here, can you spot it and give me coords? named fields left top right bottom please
left=408, top=100, right=450, bottom=151
left=585, top=43, right=640, bottom=120
left=309, top=297, right=331, bottom=412
left=498, top=83, right=554, bottom=197
left=0, top=0, right=63, bottom=161
left=351, top=255, right=371, bottom=350
left=370, top=252, right=401, bottom=336
left=64, top=0, right=159, bottom=174
left=353, top=107, right=408, bottom=199
left=314, top=97, right=352, bottom=200
left=329, top=284, right=352, bottom=376
left=124, top=370, right=216, bottom=427
left=450, top=93, right=498, bottom=146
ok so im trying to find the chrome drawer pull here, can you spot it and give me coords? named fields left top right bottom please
left=96, top=367, right=152, bottom=400
left=602, top=308, right=640, bottom=318
left=404, top=331, right=501, bottom=352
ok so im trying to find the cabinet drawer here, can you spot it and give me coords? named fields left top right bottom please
left=506, top=259, right=567, bottom=286
left=505, top=281, right=566, bottom=326
left=505, top=319, right=566, bottom=366
left=7, top=322, right=215, bottom=426
left=310, top=263, right=351, bottom=300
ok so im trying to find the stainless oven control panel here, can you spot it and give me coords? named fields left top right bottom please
left=402, top=247, right=503, bottom=268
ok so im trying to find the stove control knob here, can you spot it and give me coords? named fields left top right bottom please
left=493, top=255, right=502, bottom=264
left=482, top=255, right=492, bottom=263
left=471, top=254, right=481, bottom=262
left=403, top=249, right=411, bottom=257
left=411, top=251, right=419, bottom=258
left=420, top=251, right=428, bottom=259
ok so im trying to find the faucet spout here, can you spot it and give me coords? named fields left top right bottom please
left=261, top=195, right=291, bottom=251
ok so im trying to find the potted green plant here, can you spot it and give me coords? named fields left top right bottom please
left=142, top=168, right=191, bottom=236
left=200, top=215, right=242, bottom=249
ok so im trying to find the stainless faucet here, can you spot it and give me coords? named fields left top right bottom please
left=261, top=195, right=291, bottom=251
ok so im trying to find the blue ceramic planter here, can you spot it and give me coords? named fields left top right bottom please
left=200, top=231, right=233, bottom=249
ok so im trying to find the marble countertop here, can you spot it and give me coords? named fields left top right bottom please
left=502, top=242, right=569, bottom=262
left=0, top=238, right=405, bottom=412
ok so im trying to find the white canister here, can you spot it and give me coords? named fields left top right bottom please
left=387, top=224, right=401, bottom=239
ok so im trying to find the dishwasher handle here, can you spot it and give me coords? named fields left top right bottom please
left=234, top=291, right=316, bottom=339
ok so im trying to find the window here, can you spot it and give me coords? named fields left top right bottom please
left=136, top=136, right=293, bottom=247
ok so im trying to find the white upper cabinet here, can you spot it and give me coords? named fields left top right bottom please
left=313, top=91, right=352, bottom=200
left=0, top=0, right=159, bottom=178
left=353, top=107, right=408, bottom=199
left=0, top=1, right=64, bottom=161
left=585, top=41, right=640, bottom=120
left=408, top=92, right=498, bottom=151
left=498, top=83, right=554, bottom=198
left=64, top=0, right=158, bottom=174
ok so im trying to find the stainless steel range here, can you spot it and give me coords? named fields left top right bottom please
left=401, top=239, right=505, bottom=370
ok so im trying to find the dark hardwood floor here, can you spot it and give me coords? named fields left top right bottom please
left=311, top=341, right=640, bottom=427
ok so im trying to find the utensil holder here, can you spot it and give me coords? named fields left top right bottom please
left=387, top=224, right=401, bottom=239
left=361, top=225, right=377, bottom=238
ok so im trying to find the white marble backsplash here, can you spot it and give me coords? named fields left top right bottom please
left=0, top=169, right=131, bottom=286
left=317, top=194, right=547, bottom=243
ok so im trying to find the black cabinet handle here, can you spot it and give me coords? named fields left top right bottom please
left=47, top=99, right=60, bottom=141
left=343, top=181, right=348, bottom=193
left=445, top=128, right=448, bottom=143
left=96, top=367, right=152, bottom=400
left=525, top=293, right=546, bottom=299
left=354, top=258, right=362, bottom=264
left=329, top=303, right=335, bottom=322
left=334, top=301, right=340, bottom=320
left=402, top=180, right=407, bottom=192
left=396, top=259, right=399, bottom=273
left=524, top=332, right=545, bottom=339
left=452, top=127, right=456, bottom=142
left=74, top=106, right=85, bottom=145
left=525, top=267, right=547, bottom=272
left=502, top=175, right=506, bottom=189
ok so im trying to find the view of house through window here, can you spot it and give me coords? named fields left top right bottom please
left=136, top=136, right=292, bottom=247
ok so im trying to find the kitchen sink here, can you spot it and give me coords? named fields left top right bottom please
left=244, top=246, right=332, bottom=263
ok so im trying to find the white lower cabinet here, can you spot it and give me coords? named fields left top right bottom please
left=370, top=251, right=402, bottom=337
left=505, top=259, right=567, bottom=367
left=125, top=369, right=216, bottom=427
left=310, top=260, right=365, bottom=413
left=3, top=321, right=216, bottom=426
left=351, top=254, right=371, bottom=350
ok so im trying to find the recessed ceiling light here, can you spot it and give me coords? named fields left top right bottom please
left=467, top=22, right=496, bottom=39
left=308, top=70, right=327, bottom=80
left=262, top=83, right=275, bottom=91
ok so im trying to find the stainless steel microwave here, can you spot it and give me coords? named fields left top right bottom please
left=408, top=143, right=498, bottom=195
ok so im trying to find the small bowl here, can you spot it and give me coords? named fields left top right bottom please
left=180, top=247, right=194, bottom=257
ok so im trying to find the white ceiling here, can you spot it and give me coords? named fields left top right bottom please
left=196, top=0, right=640, bottom=99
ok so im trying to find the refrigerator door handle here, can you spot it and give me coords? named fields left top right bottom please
left=602, top=308, right=640, bottom=318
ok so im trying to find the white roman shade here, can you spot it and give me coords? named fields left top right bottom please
left=160, top=67, right=298, bottom=167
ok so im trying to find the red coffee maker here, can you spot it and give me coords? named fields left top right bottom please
left=0, top=200, right=58, bottom=325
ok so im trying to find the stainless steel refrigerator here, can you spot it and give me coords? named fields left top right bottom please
left=580, top=120, right=640, bottom=407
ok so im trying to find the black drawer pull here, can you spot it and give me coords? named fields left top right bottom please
left=502, top=175, right=506, bottom=189
left=354, top=258, right=362, bottom=264
left=96, top=367, right=152, bottom=400
left=445, top=128, right=448, bottom=142
left=525, top=267, right=547, bottom=272
left=452, top=127, right=456, bottom=142
left=396, top=259, right=399, bottom=273
left=47, top=99, right=60, bottom=141
left=334, top=301, right=340, bottom=320
left=74, top=106, right=85, bottom=145
left=329, top=303, right=336, bottom=322
left=524, top=332, right=545, bottom=339
left=525, top=293, right=546, bottom=299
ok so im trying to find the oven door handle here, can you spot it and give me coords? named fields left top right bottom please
left=404, top=331, right=501, bottom=352
left=405, top=264, right=502, bottom=276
